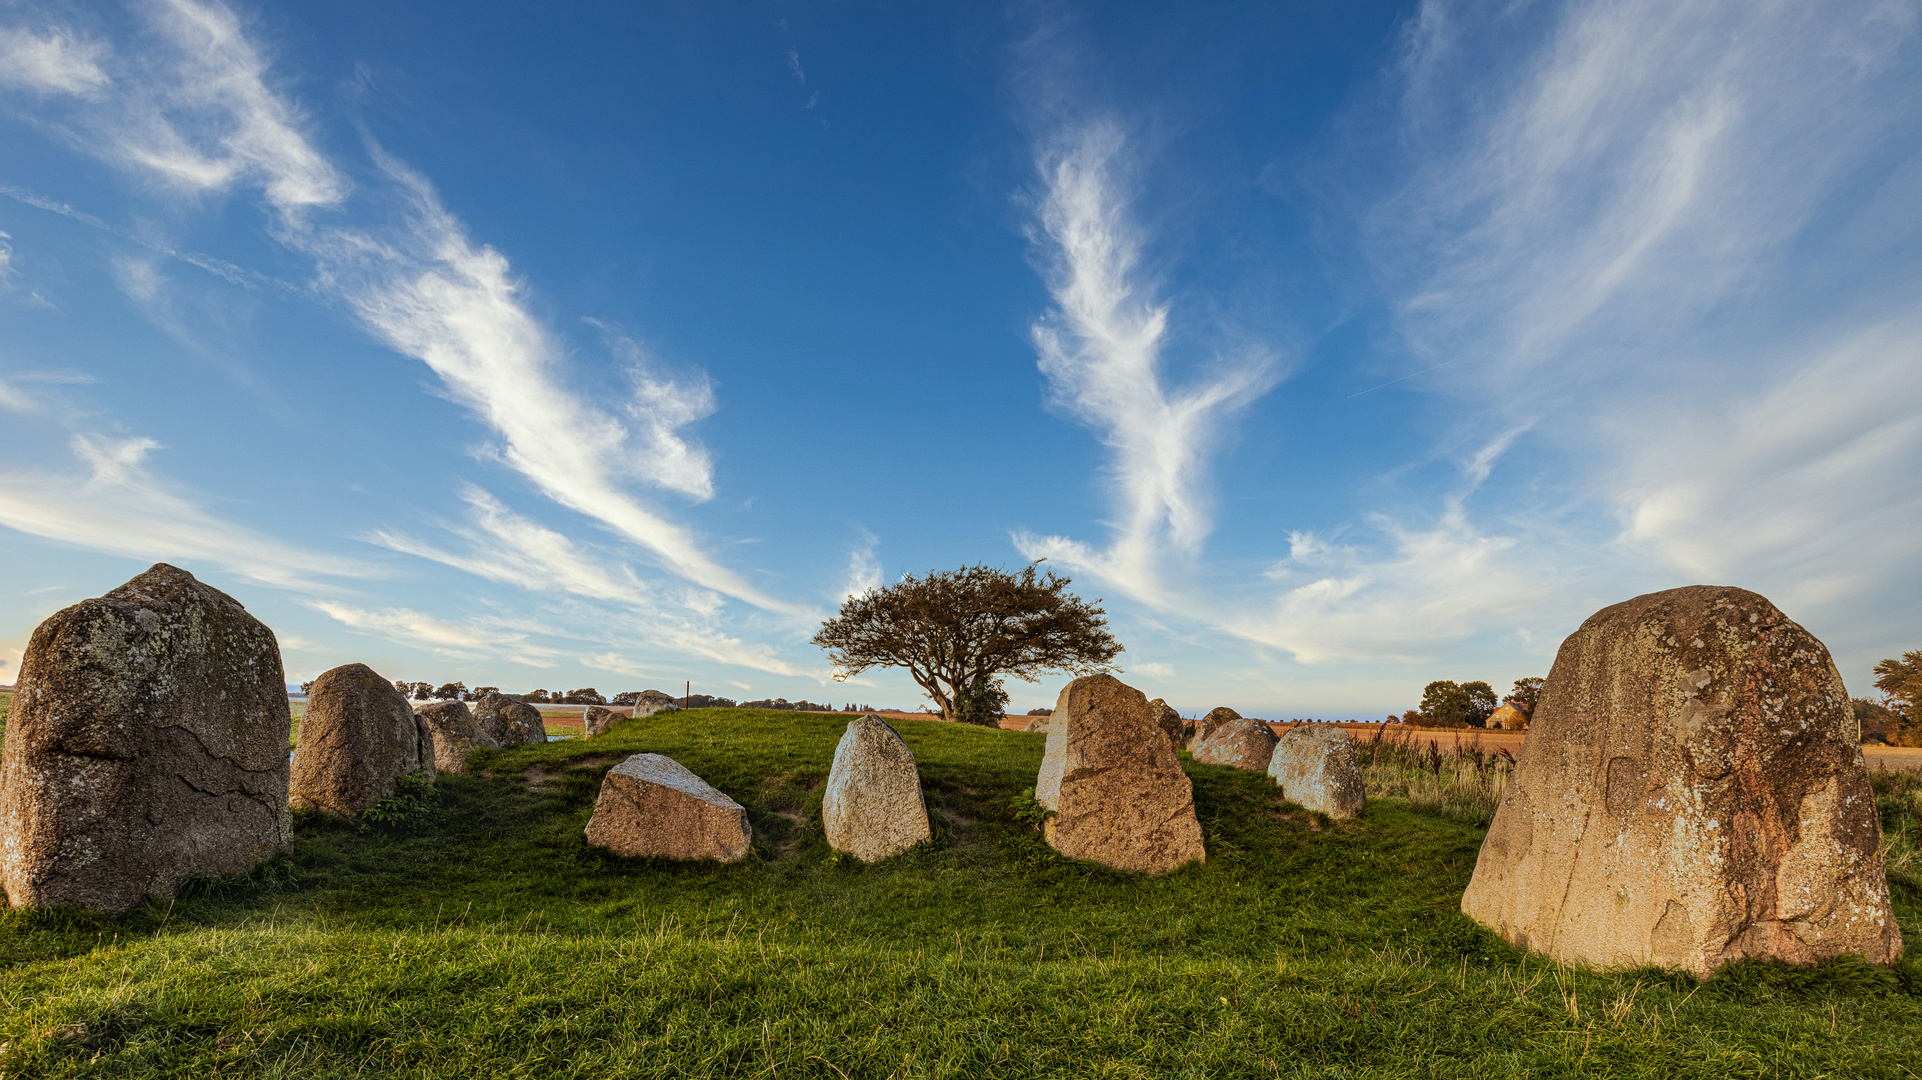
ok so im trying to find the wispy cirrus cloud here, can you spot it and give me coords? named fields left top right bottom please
left=1239, top=0, right=1922, bottom=666
left=1014, top=122, right=1279, bottom=605
left=0, top=24, right=109, bottom=97
left=0, top=434, right=370, bottom=590
left=0, top=0, right=803, bottom=635
left=308, top=600, right=561, bottom=664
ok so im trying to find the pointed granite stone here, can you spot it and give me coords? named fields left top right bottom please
left=291, top=663, right=435, bottom=816
left=823, top=714, right=931, bottom=862
left=1036, top=674, right=1204, bottom=875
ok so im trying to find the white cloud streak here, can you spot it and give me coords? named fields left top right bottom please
left=308, top=600, right=561, bottom=664
left=1015, top=122, right=1278, bottom=604
left=0, top=24, right=109, bottom=97
left=1242, top=0, right=1922, bottom=666
left=0, top=434, right=371, bottom=589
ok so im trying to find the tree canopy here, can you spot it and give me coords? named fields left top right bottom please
left=811, top=564, right=1122, bottom=725
left=1418, top=679, right=1499, bottom=726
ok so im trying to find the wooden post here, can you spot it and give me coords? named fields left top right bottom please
left=684, top=680, right=689, bottom=711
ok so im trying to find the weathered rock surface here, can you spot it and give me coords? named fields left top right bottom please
left=1268, top=724, right=1364, bottom=819
left=1148, top=698, right=1191, bottom=752
left=1191, top=715, right=1279, bottom=771
left=473, top=692, right=545, bottom=746
left=1024, top=716, right=1050, bottom=733
left=1462, top=585, right=1902, bottom=977
left=0, top=563, right=291, bottom=914
left=636, top=700, right=680, bottom=718
left=290, top=663, right=435, bottom=816
left=1192, top=706, right=1243, bottom=749
left=822, top=715, right=931, bottom=861
left=584, top=753, right=751, bottom=861
left=1035, top=674, right=1204, bottom=875
left=416, top=701, right=495, bottom=773
left=583, top=704, right=628, bottom=737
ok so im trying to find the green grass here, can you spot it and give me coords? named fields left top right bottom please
left=2, top=708, right=1920, bottom=1078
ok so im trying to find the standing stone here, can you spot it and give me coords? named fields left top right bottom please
left=1192, top=706, right=1244, bottom=749
left=416, top=701, right=495, bottom=773
left=1462, top=586, right=1902, bottom=977
left=0, top=564, right=291, bottom=915
left=636, top=700, right=680, bottom=718
left=1148, top=698, right=1192, bottom=753
left=1268, top=724, right=1365, bottom=818
left=822, top=715, right=931, bottom=861
left=584, top=753, right=751, bottom=861
left=583, top=704, right=628, bottom=737
left=1191, top=715, right=1280, bottom=771
left=473, top=692, right=545, bottom=746
left=1035, top=674, right=1204, bottom=875
left=290, top=663, right=435, bottom=816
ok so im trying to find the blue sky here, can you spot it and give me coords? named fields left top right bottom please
left=1, top=0, right=1918, bottom=718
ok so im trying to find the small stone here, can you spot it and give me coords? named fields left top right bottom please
left=583, top=704, right=627, bottom=737
left=1035, top=674, right=1204, bottom=875
left=1024, top=716, right=1050, bottom=733
left=823, top=715, right=931, bottom=862
left=1461, top=585, right=1903, bottom=976
left=416, top=701, right=496, bottom=773
left=1267, top=724, right=1364, bottom=818
left=584, top=753, right=751, bottom=861
left=1191, top=715, right=1279, bottom=772
left=290, top=663, right=436, bottom=816
left=0, top=564, right=291, bottom=914
left=473, top=693, right=546, bottom=746
left=1148, top=698, right=1191, bottom=752
left=1192, top=706, right=1244, bottom=749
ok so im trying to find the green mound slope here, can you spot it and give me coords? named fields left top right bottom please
left=2, top=708, right=1920, bottom=1078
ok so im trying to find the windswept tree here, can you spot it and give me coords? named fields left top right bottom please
left=812, top=564, right=1123, bottom=725
left=1875, top=651, right=1922, bottom=744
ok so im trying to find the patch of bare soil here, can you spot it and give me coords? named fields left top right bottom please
left=524, top=764, right=567, bottom=791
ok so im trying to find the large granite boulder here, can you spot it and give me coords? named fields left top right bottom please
left=1191, top=715, right=1279, bottom=771
left=416, top=701, right=495, bottom=773
left=584, top=753, right=751, bottom=861
left=473, top=692, right=545, bottom=746
left=1462, top=586, right=1902, bottom=977
left=290, top=663, right=435, bottom=816
left=1035, top=674, right=1204, bottom=875
left=1268, top=724, right=1364, bottom=818
left=1148, top=698, right=1191, bottom=752
left=583, top=704, right=627, bottom=737
left=1192, top=706, right=1243, bottom=749
left=636, top=700, right=680, bottom=718
left=822, top=715, right=931, bottom=861
left=0, top=564, right=291, bottom=914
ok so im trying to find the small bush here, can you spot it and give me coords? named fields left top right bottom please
left=359, top=769, right=442, bottom=833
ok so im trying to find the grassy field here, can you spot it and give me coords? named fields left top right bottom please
left=1, top=708, right=1920, bottom=1078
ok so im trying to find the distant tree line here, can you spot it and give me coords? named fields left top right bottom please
left=1395, top=677, right=1542, bottom=728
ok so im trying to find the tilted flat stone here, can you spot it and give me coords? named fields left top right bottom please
left=584, top=753, right=751, bottom=861
left=823, top=715, right=931, bottom=861
left=416, top=701, right=496, bottom=773
left=1191, top=715, right=1279, bottom=772
left=1036, top=674, right=1204, bottom=875
left=1462, top=585, right=1903, bottom=977
left=291, top=663, right=435, bottom=816
left=473, top=692, right=545, bottom=746
left=0, top=564, right=291, bottom=914
left=1148, top=698, right=1191, bottom=753
left=1192, top=706, right=1243, bottom=749
left=1268, top=724, right=1364, bottom=818
left=583, top=704, right=628, bottom=737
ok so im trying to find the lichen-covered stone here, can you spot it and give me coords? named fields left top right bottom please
left=1192, top=706, right=1243, bottom=749
left=0, top=563, right=291, bottom=914
left=416, top=701, right=495, bottom=773
left=1191, top=715, right=1279, bottom=771
left=1462, top=585, right=1902, bottom=977
left=822, top=715, right=931, bottom=862
left=1148, top=698, right=1191, bottom=752
left=584, top=753, right=751, bottom=861
left=1268, top=724, right=1364, bottom=818
left=473, top=693, right=545, bottom=746
left=290, top=663, right=435, bottom=816
left=1036, top=674, right=1204, bottom=875
left=583, top=704, right=627, bottom=737
left=636, top=700, right=680, bottom=718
